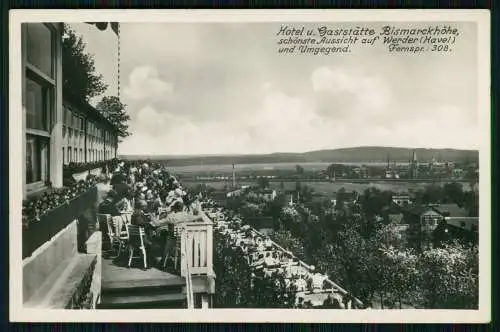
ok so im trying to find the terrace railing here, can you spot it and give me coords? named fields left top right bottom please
left=22, top=186, right=98, bottom=259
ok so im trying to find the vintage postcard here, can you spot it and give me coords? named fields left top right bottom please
left=9, top=9, right=490, bottom=323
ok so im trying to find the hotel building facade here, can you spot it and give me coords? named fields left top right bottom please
left=22, top=22, right=119, bottom=198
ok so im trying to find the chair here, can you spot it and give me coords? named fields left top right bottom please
left=99, top=214, right=120, bottom=258
left=127, top=224, right=148, bottom=269
left=162, top=232, right=181, bottom=271
left=121, top=212, right=133, bottom=224
left=120, top=221, right=130, bottom=242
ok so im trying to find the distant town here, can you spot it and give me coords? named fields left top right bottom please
left=129, top=149, right=478, bottom=184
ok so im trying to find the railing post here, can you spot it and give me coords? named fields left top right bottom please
left=206, top=222, right=213, bottom=272
left=180, top=227, right=186, bottom=278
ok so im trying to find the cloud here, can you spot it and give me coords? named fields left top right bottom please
left=123, top=65, right=174, bottom=101
left=311, top=66, right=393, bottom=122
left=107, top=22, right=479, bottom=155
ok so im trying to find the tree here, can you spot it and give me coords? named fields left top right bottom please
left=62, top=24, right=108, bottom=102
left=443, top=182, right=465, bottom=205
left=375, top=246, right=419, bottom=308
left=213, top=232, right=253, bottom=307
left=320, top=225, right=376, bottom=304
left=463, top=191, right=479, bottom=217
left=295, top=164, right=304, bottom=175
left=374, top=222, right=407, bottom=250
left=96, top=96, right=131, bottom=139
left=271, top=229, right=306, bottom=260
left=417, top=242, right=478, bottom=309
left=422, top=185, right=444, bottom=204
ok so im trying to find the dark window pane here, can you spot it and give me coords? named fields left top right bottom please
left=26, top=23, right=53, bottom=78
left=26, top=135, right=48, bottom=184
left=26, top=78, right=48, bottom=131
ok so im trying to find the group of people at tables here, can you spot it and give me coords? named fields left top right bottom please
left=205, top=204, right=360, bottom=309
left=97, top=161, right=198, bottom=270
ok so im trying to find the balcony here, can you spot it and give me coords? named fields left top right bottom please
left=98, top=208, right=215, bottom=309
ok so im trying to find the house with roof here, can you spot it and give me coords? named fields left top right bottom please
left=391, top=193, right=412, bottom=207
left=403, top=205, right=445, bottom=250
left=432, top=203, right=478, bottom=244
left=404, top=202, right=479, bottom=249
left=255, top=189, right=277, bottom=201
left=444, top=217, right=478, bottom=244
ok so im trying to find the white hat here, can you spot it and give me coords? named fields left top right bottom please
left=136, top=182, right=144, bottom=188
left=175, top=188, right=183, bottom=196
left=141, top=186, right=148, bottom=193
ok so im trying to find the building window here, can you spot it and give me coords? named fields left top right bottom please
left=74, top=148, right=78, bottom=162
left=26, top=135, right=48, bottom=184
left=25, top=23, right=56, bottom=187
left=26, top=23, right=54, bottom=78
left=80, top=148, right=83, bottom=162
left=26, top=77, right=51, bottom=131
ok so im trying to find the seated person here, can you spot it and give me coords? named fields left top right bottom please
left=113, top=182, right=130, bottom=200
left=131, top=200, right=151, bottom=228
left=263, top=251, right=279, bottom=268
left=116, top=195, right=133, bottom=213
left=294, top=276, right=308, bottom=292
left=323, top=293, right=344, bottom=309
left=169, top=199, right=184, bottom=213
left=147, top=197, right=162, bottom=214
left=98, top=190, right=121, bottom=216
left=264, top=236, right=273, bottom=249
left=110, top=172, right=127, bottom=186
left=311, top=272, right=328, bottom=293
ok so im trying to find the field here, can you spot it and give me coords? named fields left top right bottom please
left=172, top=162, right=471, bottom=196
left=182, top=179, right=471, bottom=197
left=166, top=162, right=333, bottom=175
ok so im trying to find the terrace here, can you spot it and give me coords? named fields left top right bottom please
left=22, top=169, right=216, bottom=309
left=97, top=206, right=215, bottom=309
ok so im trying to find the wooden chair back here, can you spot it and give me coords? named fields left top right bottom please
left=127, top=224, right=146, bottom=249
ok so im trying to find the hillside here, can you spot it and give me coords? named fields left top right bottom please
left=120, top=147, right=478, bottom=166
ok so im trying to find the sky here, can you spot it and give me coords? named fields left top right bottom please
left=70, top=22, right=479, bottom=156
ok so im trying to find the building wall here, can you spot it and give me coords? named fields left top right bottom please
left=22, top=23, right=64, bottom=197
left=61, top=102, right=118, bottom=165
left=22, top=23, right=118, bottom=198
